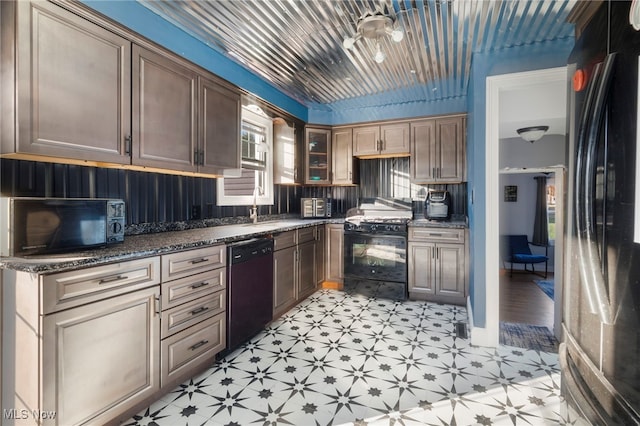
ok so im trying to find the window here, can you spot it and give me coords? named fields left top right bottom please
left=547, top=179, right=556, bottom=245
left=217, top=106, right=273, bottom=206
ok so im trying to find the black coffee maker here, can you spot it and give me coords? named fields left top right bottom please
left=424, top=190, right=451, bottom=220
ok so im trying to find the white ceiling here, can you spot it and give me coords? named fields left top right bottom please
left=499, top=76, right=567, bottom=140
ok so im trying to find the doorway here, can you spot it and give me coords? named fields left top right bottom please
left=499, top=168, right=565, bottom=344
left=483, top=67, right=567, bottom=347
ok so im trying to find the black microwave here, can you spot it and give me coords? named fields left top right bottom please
left=1, top=198, right=125, bottom=256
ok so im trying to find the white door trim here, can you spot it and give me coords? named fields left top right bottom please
left=472, top=66, right=567, bottom=347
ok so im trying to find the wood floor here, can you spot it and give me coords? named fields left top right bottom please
left=499, top=269, right=554, bottom=330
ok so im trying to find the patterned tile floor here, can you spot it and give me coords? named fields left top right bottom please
left=126, top=282, right=585, bottom=426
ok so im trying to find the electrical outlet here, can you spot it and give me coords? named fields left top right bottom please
left=191, top=205, right=201, bottom=220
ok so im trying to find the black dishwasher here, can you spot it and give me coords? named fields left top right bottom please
left=226, top=238, right=274, bottom=351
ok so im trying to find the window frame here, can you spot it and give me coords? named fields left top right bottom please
left=216, top=107, right=274, bottom=206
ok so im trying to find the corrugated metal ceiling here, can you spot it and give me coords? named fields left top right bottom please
left=138, top=0, right=576, bottom=110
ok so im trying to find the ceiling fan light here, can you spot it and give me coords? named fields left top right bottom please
left=390, top=27, right=404, bottom=42
left=373, top=43, right=386, bottom=63
left=343, top=36, right=355, bottom=49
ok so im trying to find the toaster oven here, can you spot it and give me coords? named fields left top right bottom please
left=301, top=198, right=331, bottom=218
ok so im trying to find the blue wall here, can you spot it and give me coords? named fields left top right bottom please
left=308, top=93, right=467, bottom=125
left=466, top=38, right=574, bottom=328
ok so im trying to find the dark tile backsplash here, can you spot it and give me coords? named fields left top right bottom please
left=0, top=159, right=360, bottom=226
left=359, top=157, right=467, bottom=217
left=1, top=157, right=465, bottom=230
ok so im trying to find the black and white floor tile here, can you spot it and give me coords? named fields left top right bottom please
left=126, top=284, right=586, bottom=426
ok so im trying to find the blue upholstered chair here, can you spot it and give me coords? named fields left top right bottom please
left=501, top=235, right=548, bottom=278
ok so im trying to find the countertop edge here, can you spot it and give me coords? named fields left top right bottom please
left=1, top=219, right=338, bottom=273
left=1, top=216, right=468, bottom=273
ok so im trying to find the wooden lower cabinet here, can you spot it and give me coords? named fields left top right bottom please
left=273, top=245, right=297, bottom=318
left=315, top=225, right=326, bottom=286
left=408, top=227, right=468, bottom=305
left=42, top=286, right=160, bottom=426
left=1, top=259, right=162, bottom=426
left=272, top=227, right=320, bottom=318
left=297, top=240, right=316, bottom=300
left=326, top=224, right=344, bottom=284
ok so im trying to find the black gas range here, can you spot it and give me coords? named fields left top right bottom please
left=342, top=199, right=412, bottom=299
left=343, top=218, right=409, bottom=235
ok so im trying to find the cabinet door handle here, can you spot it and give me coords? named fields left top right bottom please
left=189, top=340, right=209, bottom=351
left=125, top=135, right=132, bottom=155
left=190, top=258, right=209, bottom=265
left=429, top=233, right=442, bottom=237
left=98, top=274, right=128, bottom=284
left=190, top=281, right=210, bottom=289
left=190, top=306, right=209, bottom=316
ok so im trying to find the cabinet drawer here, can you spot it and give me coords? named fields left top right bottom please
left=297, top=227, right=316, bottom=244
left=273, top=230, right=296, bottom=251
left=161, top=291, right=225, bottom=338
left=161, top=313, right=226, bottom=385
left=161, top=267, right=225, bottom=309
left=42, top=257, right=160, bottom=314
left=409, top=227, right=465, bottom=243
left=162, top=245, right=225, bottom=282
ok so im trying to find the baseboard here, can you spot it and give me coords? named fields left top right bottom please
left=467, top=296, right=499, bottom=347
left=321, top=281, right=343, bottom=290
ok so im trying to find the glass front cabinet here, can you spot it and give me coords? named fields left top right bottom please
left=305, top=127, right=332, bottom=184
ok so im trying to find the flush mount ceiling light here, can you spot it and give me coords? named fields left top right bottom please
left=517, top=126, right=549, bottom=143
left=343, top=9, right=403, bottom=64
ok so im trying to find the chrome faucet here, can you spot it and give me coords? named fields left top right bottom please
left=249, top=186, right=263, bottom=224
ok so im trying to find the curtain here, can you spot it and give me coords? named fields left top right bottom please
left=532, top=176, right=549, bottom=246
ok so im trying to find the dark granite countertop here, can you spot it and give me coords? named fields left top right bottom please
left=0, top=218, right=338, bottom=274
left=410, top=215, right=468, bottom=229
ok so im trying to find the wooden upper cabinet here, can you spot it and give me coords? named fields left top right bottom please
left=9, top=0, right=131, bottom=163
left=199, top=77, right=241, bottom=173
left=305, top=127, right=332, bottom=184
left=410, top=119, right=437, bottom=181
left=410, top=115, right=466, bottom=183
left=332, top=127, right=356, bottom=185
left=274, top=121, right=303, bottom=185
left=380, top=122, right=410, bottom=155
left=353, top=123, right=410, bottom=157
left=436, top=116, right=466, bottom=182
left=352, top=126, right=380, bottom=156
left=132, top=45, right=198, bottom=172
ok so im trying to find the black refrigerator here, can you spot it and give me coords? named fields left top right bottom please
left=562, top=1, right=640, bottom=423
